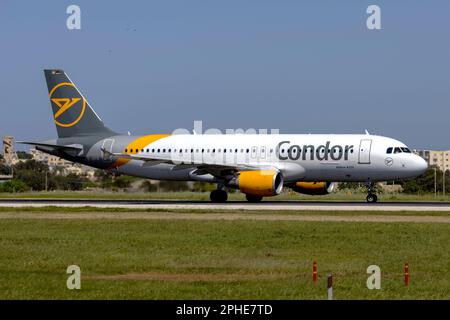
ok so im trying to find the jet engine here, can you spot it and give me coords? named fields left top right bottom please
left=230, top=170, right=284, bottom=197
left=288, top=181, right=335, bottom=195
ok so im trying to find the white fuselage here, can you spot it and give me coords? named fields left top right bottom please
left=111, top=134, right=427, bottom=183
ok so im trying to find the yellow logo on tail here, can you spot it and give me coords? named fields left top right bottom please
left=49, top=82, right=86, bottom=127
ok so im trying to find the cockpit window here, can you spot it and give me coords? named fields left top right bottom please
left=394, top=147, right=402, bottom=154
left=386, top=147, right=393, bottom=154
left=401, top=147, right=411, bottom=153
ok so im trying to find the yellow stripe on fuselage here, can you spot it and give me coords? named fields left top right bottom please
left=126, top=134, right=171, bottom=154
left=109, top=134, right=171, bottom=169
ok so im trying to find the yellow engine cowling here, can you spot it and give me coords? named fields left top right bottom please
left=236, top=170, right=284, bottom=197
left=289, top=181, right=335, bottom=195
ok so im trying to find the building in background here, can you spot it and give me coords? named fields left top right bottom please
left=2, top=136, right=18, bottom=166
left=1, top=136, right=96, bottom=179
left=428, top=150, right=450, bottom=172
left=29, top=148, right=96, bottom=178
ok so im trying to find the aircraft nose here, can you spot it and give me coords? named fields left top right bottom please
left=412, top=156, right=428, bottom=175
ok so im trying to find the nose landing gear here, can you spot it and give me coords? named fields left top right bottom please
left=366, top=193, right=378, bottom=203
left=365, top=182, right=378, bottom=203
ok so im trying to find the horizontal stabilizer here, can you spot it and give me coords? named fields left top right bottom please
left=17, top=141, right=83, bottom=154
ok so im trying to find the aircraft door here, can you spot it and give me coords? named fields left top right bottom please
left=260, top=146, right=266, bottom=160
left=251, top=146, right=258, bottom=159
left=223, top=148, right=233, bottom=165
left=358, top=139, right=372, bottom=164
left=101, top=139, right=114, bottom=161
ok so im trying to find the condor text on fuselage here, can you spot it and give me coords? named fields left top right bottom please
left=276, top=141, right=353, bottom=161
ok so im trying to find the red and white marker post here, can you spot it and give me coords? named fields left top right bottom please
left=327, top=273, right=333, bottom=300
left=405, top=263, right=409, bottom=287
left=313, top=260, right=317, bottom=285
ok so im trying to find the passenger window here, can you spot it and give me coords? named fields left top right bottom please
left=394, top=147, right=402, bottom=154
left=386, top=147, right=393, bottom=154
left=125, top=149, right=128, bottom=153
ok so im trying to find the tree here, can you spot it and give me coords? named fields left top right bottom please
left=0, top=179, right=30, bottom=192
left=51, top=175, right=69, bottom=190
left=192, top=182, right=216, bottom=192
left=16, top=151, right=32, bottom=160
left=140, top=180, right=157, bottom=192
left=337, top=182, right=364, bottom=191
left=64, top=173, right=87, bottom=191
left=158, top=181, right=189, bottom=192
left=95, top=170, right=114, bottom=188
left=397, top=166, right=450, bottom=194
left=0, top=163, right=12, bottom=175
left=12, top=160, right=49, bottom=191
left=13, top=159, right=48, bottom=172
left=113, top=176, right=133, bottom=189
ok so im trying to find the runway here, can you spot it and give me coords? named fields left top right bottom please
left=1, top=199, right=450, bottom=211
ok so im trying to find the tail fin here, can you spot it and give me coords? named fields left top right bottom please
left=44, top=69, right=116, bottom=138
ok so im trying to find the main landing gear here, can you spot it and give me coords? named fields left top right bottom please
left=365, top=182, right=378, bottom=203
left=245, top=194, right=263, bottom=203
left=210, top=189, right=228, bottom=203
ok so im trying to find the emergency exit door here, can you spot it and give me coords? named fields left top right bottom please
left=102, top=139, right=114, bottom=161
left=358, top=139, right=372, bottom=164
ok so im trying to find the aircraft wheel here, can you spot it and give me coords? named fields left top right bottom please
left=245, top=194, right=263, bottom=202
left=366, top=193, right=378, bottom=203
left=210, top=189, right=228, bottom=203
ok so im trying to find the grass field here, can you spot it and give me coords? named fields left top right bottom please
left=1, top=190, right=450, bottom=202
left=0, top=209, right=448, bottom=299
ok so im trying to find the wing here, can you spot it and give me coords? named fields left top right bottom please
left=105, top=149, right=266, bottom=179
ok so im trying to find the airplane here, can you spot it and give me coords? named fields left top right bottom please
left=19, top=69, right=428, bottom=203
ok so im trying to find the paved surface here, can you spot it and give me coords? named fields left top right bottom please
left=0, top=198, right=450, bottom=211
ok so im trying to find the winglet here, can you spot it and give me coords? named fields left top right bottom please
left=365, top=129, right=370, bottom=135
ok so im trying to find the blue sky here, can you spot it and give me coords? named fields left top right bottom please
left=0, top=0, right=449, bottom=149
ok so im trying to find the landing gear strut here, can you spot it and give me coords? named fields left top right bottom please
left=210, top=189, right=228, bottom=203
left=365, top=182, right=378, bottom=203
